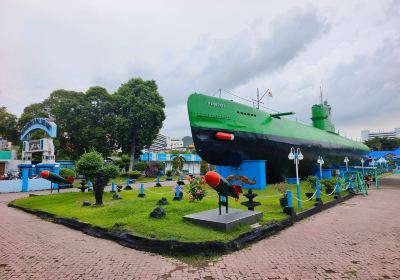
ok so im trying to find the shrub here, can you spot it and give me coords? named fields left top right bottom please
left=59, top=168, right=76, bottom=179
left=134, top=161, right=148, bottom=171
left=102, top=164, right=120, bottom=180
left=145, top=162, right=159, bottom=177
left=187, top=176, right=207, bottom=202
left=306, top=176, right=318, bottom=188
left=166, top=170, right=173, bottom=177
left=76, top=151, right=103, bottom=180
left=129, top=170, right=141, bottom=179
left=200, top=160, right=209, bottom=174
left=320, top=178, right=336, bottom=193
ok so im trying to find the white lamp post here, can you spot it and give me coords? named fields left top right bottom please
left=288, top=147, right=303, bottom=209
left=317, top=156, right=324, bottom=178
left=344, top=157, right=349, bottom=172
left=361, top=158, right=365, bottom=175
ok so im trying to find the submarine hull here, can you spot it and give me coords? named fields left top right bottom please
left=192, top=127, right=367, bottom=182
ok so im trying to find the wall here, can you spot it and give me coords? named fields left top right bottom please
left=0, top=178, right=51, bottom=193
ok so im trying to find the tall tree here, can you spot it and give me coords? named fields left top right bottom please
left=0, top=106, right=19, bottom=144
left=18, top=103, right=49, bottom=129
left=81, top=86, right=117, bottom=156
left=365, top=137, right=400, bottom=151
left=114, top=78, right=165, bottom=171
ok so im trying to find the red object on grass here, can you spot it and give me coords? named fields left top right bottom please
left=204, top=171, right=220, bottom=188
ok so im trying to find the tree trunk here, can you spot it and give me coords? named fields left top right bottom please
left=128, top=139, right=136, bottom=171
left=94, top=187, right=104, bottom=205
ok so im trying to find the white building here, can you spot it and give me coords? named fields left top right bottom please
left=145, top=134, right=170, bottom=152
left=169, top=138, right=183, bottom=150
left=361, top=128, right=400, bottom=142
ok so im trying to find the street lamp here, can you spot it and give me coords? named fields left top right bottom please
left=361, top=158, right=365, bottom=175
left=288, top=147, right=303, bottom=209
left=317, top=156, right=324, bottom=178
left=344, top=157, right=349, bottom=172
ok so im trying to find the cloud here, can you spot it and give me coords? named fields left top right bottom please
left=0, top=0, right=398, bottom=140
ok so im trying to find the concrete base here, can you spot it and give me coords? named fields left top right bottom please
left=183, top=208, right=263, bottom=232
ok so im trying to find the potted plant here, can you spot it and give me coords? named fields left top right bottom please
left=279, top=192, right=288, bottom=207
left=305, top=175, right=317, bottom=199
left=166, top=170, right=173, bottom=181
left=77, top=179, right=87, bottom=192
left=320, top=178, right=335, bottom=194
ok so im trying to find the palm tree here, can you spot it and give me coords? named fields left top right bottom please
left=171, top=154, right=186, bottom=175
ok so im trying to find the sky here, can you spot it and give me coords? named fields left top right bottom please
left=0, top=0, right=399, bottom=140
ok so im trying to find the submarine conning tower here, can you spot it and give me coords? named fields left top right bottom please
left=311, top=100, right=336, bottom=133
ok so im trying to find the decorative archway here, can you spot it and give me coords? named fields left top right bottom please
left=20, top=118, right=57, bottom=163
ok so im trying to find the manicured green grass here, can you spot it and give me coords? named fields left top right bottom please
left=12, top=182, right=346, bottom=242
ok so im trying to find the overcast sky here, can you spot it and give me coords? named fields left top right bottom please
left=1, top=0, right=399, bottom=140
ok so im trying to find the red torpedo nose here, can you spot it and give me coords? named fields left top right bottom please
left=41, top=170, right=50, bottom=179
left=204, top=171, right=221, bottom=188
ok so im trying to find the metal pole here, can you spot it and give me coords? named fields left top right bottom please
left=295, top=155, right=301, bottom=209
left=316, top=178, right=320, bottom=201
left=287, top=190, right=293, bottom=208
left=320, top=162, right=322, bottom=178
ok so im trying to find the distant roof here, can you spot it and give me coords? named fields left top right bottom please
left=368, top=151, right=391, bottom=158
left=368, top=147, right=400, bottom=158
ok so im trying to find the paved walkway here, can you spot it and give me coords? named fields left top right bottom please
left=0, top=175, right=399, bottom=279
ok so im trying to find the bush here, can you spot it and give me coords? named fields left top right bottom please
left=187, top=176, right=207, bottom=202
left=146, top=162, right=159, bottom=177
left=102, top=164, right=119, bottom=180
left=200, top=160, right=209, bottom=174
left=120, top=170, right=141, bottom=179
left=59, top=168, right=76, bottom=179
left=306, top=176, right=318, bottom=188
left=166, top=170, right=173, bottom=177
left=76, top=151, right=103, bottom=180
left=134, top=161, right=148, bottom=171
left=320, top=178, right=336, bottom=193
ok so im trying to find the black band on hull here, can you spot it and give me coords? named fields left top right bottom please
left=191, top=127, right=368, bottom=183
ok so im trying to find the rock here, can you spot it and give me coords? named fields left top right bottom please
left=82, top=201, right=92, bottom=206
left=157, top=197, right=169, bottom=205
left=113, top=193, right=122, bottom=200
left=150, top=206, right=166, bottom=218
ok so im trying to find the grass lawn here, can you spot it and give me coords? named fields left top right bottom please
left=72, top=176, right=181, bottom=187
left=12, top=182, right=347, bottom=242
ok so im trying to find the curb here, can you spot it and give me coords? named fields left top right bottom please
left=8, top=193, right=354, bottom=256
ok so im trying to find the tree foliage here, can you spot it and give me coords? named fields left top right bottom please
left=171, top=155, right=186, bottom=174
left=200, top=159, right=209, bottom=174
left=16, top=77, right=166, bottom=162
left=114, top=78, right=165, bottom=170
left=76, top=151, right=104, bottom=180
left=0, top=106, right=19, bottom=144
left=365, top=137, right=400, bottom=151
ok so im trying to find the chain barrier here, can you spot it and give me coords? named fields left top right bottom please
left=320, top=187, right=337, bottom=197
left=292, top=190, right=317, bottom=202
left=145, top=188, right=176, bottom=195
left=254, top=193, right=283, bottom=199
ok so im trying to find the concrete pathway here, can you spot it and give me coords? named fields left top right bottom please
left=0, top=175, right=399, bottom=279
